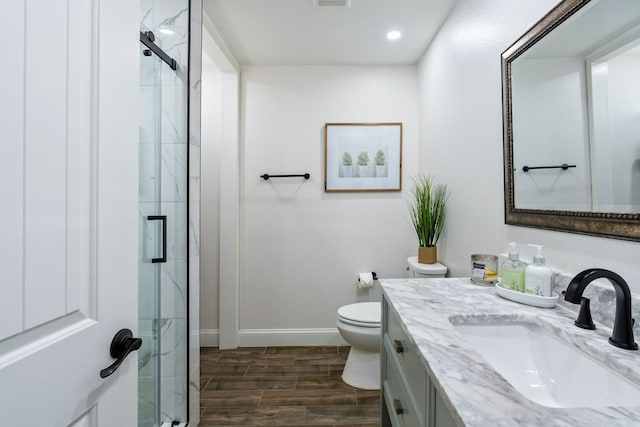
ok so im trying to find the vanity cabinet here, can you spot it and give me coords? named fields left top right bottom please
left=381, top=297, right=458, bottom=427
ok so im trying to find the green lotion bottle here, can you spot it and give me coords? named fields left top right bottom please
left=501, top=242, right=527, bottom=292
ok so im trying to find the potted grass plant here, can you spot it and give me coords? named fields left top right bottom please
left=357, top=151, right=369, bottom=177
left=408, top=175, right=449, bottom=264
left=342, top=152, right=353, bottom=177
left=375, top=149, right=385, bottom=177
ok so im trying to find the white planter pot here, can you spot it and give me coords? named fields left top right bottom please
left=359, top=165, right=368, bottom=177
left=376, top=165, right=385, bottom=177
left=343, top=164, right=352, bottom=177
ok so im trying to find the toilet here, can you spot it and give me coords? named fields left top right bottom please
left=336, top=260, right=447, bottom=390
left=336, top=302, right=381, bottom=390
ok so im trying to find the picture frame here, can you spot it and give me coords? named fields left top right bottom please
left=324, top=122, right=402, bottom=192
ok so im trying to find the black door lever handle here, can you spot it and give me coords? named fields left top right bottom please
left=100, top=329, right=143, bottom=379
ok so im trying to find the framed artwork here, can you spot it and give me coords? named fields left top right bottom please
left=324, top=122, right=402, bottom=192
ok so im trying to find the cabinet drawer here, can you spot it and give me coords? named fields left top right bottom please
left=384, top=348, right=423, bottom=427
left=385, top=306, right=427, bottom=410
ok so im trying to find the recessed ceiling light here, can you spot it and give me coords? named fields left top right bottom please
left=313, top=0, right=351, bottom=7
left=387, top=31, right=402, bottom=41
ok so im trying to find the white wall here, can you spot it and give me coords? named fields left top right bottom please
left=200, top=19, right=241, bottom=348
left=200, top=56, right=222, bottom=336
left=417, top=0, right=640, bottom=291
left=239, top=66, right=418, bottom=340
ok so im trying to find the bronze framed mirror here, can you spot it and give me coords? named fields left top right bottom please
left=502, top=0, right=640, bottom=241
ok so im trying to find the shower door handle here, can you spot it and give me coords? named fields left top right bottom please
left=100, top=329, right=142, bottom=378
left=147, top=215, right=167, bottom=263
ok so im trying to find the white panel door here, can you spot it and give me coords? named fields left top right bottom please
left=0, top=0, right=139, bottom=425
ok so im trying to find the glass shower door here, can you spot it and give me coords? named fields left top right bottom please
left=138, top=33, right=188, bottom=426
left=139, top=42, right=162, bottom=427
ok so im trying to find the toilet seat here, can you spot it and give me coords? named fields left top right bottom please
left=337, top=302, right=380, bottom=328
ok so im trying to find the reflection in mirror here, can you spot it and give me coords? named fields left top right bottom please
left=503, top=0, right=640, bottom=241
left=589, top=40, right=640, bottom=212
left=512, top=53, right=592, bottom=211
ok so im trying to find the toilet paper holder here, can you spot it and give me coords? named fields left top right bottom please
left=358, top=272, right=378, bottom=282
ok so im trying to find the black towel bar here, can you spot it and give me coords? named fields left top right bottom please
left=261, top=173, right=310, bottom=180
left=522, top=164, right=576, bottom=172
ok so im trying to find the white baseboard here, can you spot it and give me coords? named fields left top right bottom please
left=199, top=328, right=347, bottom=347
left=200, top=329, right=220, bottom=347
left=239, top=328, right=347, bottom=347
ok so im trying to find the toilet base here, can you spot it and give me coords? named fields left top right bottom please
left=341, top=346, right=380, bottom=390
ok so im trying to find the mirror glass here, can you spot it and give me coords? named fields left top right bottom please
left=503, top=0, right=640, bottom=241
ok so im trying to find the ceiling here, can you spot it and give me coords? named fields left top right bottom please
left=203, top=0, right=458, bottom=66
left=521, top=0, right=640, bottom=59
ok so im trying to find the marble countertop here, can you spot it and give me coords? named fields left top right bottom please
left=380, top=278, right=640, bottom=427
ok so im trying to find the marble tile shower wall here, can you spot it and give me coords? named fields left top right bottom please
left=140, top=0, right=190, bottom=424
left=188, top=0, right=203, bottom=425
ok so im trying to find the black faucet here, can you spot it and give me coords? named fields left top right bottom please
left=564, top=268, right=638, bottom=350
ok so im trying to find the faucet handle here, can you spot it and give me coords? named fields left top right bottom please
left=575, top=297, right=596, bottom=330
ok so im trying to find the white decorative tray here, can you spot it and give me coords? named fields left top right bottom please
left=495, top=283, right=559, bottom=308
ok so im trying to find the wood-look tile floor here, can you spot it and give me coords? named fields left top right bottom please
left=199, top=346, right=381, bottom=427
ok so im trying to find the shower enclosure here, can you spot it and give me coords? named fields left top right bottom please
left=138, top=1, right=189, bottom=423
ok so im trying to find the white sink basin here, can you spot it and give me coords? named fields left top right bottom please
left=454, top=321, right=640, bottom=408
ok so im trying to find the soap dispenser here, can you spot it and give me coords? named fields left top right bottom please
left=525, top=244, right=553, bottom=297
left=501, top=242, right=527, bottom=292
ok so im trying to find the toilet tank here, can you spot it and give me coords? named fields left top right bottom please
left=407, top=256, right=447, bottom=278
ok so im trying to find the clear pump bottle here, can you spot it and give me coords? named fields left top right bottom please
left=501, top=242, right=527, bottom=292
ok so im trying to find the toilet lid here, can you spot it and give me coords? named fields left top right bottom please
left=407, top=256, right=447, bottom=275
left=337, top=302, right=381, bottom=325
